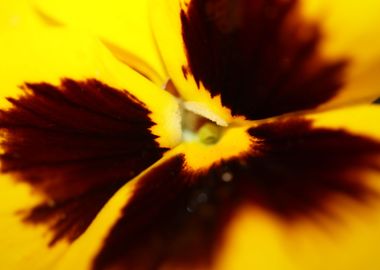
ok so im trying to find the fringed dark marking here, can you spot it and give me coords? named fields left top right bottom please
left=242, top=118, right=380, bottom=217
left=181, top=0, right=349, bottom=119
left=0, top=79, right=166, bottom=245
left=94, top=118, right=380, bottom=269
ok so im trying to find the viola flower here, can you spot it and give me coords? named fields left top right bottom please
left=2, top=0, right=380, bottom=269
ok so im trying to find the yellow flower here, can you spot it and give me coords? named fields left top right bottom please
left=1, top=0, right=380, bottom=269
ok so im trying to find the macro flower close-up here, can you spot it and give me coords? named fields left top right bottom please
left=2, top=0, right=380, bottom=269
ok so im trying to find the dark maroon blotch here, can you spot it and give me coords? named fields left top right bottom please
left=243, top=118, right=380, bottom=217
left=0, top=79, right=167, bottom=245
left=94, top=118, right=380, bottom=269
left=181, top=0, right=349, bottom=119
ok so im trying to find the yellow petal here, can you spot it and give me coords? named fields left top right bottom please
left=300, top=0, right=380, bottom=109
left=217, top=201, right=380, bottom=270
left=49, top=105, right=380, bottom=269
left=53, top=179, right=138, bottom=270
left=150, top=0, right=234, bottom=124
left=32, top=0, right=167, bottom=84
left=0, top=28, right=181, bottom=148
left=43, top=153, right=176, bottom=270
left=307, top=104, right=380, bottom=141
left=0, top=175, right=68, bottom=269
left=151, top=0, right=380, bottom=120
left=0, top=28, right=180, bottom=269
left=216, top=105, right=380, bottom=270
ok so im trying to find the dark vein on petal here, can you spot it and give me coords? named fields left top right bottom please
left=181, top=0, right=349, bottom=119
left=0, top=79, right=167, bottom=245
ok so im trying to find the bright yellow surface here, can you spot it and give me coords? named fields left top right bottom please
left=32, top=0, right=167, bottom=84
left=178, top=125, right=252, bottom=171
left=216, top=200, right=380, bottom=270
left=0, top=28, right=181, bottom=149
left=0, top=175, right=69, bottom=270
left=0, top=0, right=44, bottom=30
left=300, top=0, right=380, bottom=110
left=0, top=5, right=86, bottom=269
left=308, top=104, right=380, bottom=141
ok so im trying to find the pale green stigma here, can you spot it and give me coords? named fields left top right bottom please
left=198, top=123, right=223, bottom=145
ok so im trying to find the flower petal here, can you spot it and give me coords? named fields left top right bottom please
left=216, top=201, right=380, bottom=270
left=1, top=78, right=166, bottom=242
left=1, top=164, right=145, bottom=269
left=217, top=105, right=380, bottom=270
left=33, top=0, right=167, bottom=84
left=301, top=0, right=380, bottom=109
left=0, top=176, right=68, bottom=269
left=0, top=28, right=181, bottom=148
left=0, top=28, right=180, bottom=268
left=151, top=0, right=380, bottom=120
left=151, top=0, right=234, bottom=124
left=59, top=106, right=380, bottom=269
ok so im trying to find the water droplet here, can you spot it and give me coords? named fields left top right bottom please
left=221, top=171, right=233, bottom=182
left=186, top=191, right=209, bottom=213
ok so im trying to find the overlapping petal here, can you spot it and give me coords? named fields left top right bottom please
left=1, top=1, right=380, bottom=270
left=42, top=105, right=380, bottom=270
left=151, top=0, right=380, bottom=121
left=0, top=27, right=181, bottom=147
left=0, top=27, right=180, bottom=269
left=216, top=105, right=380, bottom=270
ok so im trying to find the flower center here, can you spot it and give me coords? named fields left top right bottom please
left=164, top=79, right=229, bottom=146
left=198, top=123, right=223, bottom=144
left=181, top=101, right=226, bottom=145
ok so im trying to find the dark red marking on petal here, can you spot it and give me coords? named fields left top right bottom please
left=181, top=65, right=189, bottom=80
left=242, top=118, right=380, bottom=217
left=93, top=155, right=234, bottom=270
left=181, top=0, right=349, bottom=119
left=20, top=184, right=121, bottom=245
left=0, top=79, right=167, bottom=245
left=93, top=118, right=380, bottom=269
